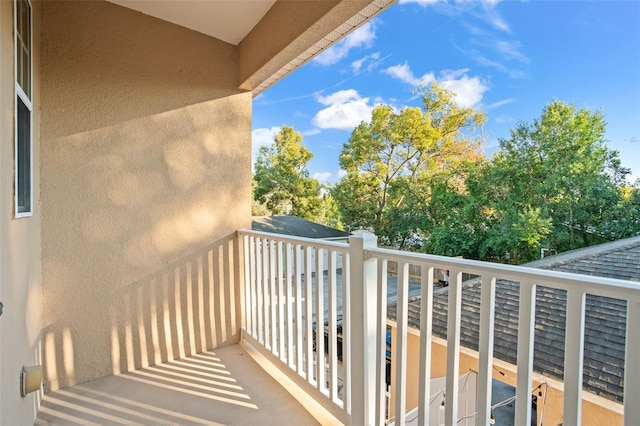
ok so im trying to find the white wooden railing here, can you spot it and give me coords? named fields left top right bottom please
left=238, top=229, right=640, bottom=426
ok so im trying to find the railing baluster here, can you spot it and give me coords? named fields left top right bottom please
left=563, top=288, right=586, bottom=425
left=305, top=246, right=314, bottom=384
left=328, top=250, right=338, bottom=403
left=262, top=238, right=270, bottom=349
left=515, top=280, right=536, bottom=426
left=295, top=244, right=303, bottom=376
left=277, top=241, right=286, bottom=361
left=316, top=248, right=325, bottom=392
left=395, top=261, right=409, bottom=426
left=242, top=235, right=250, bottom=335
left=476, top=276, right=496, bottom=426
left=286, top=242, right=294, bottom=369
left=343, top=251, right=351, bottom=415
left=247, top=236, right=256, bottom=338
left=375, top=259, right=388, bottom=426
left=417, top=265, right=434, bottom=426
left=256, top=237, right=264, bottom=344
left=269, top=239, right=277, bottom=354
left=624, top=296, right=640, bottom=426
left=445, top=269, right=462, bottom=426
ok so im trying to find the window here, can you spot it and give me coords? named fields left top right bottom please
left=15, top=0, right=32, bottom=217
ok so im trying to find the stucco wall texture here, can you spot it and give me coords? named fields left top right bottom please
left=40, top=1, right=251, bottom=391
left=0, top=0, right=43, bottom=423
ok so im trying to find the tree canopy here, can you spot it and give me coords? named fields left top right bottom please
left=333, top=83, right=486, bottom=248
left=253, top=126, right=321, bottom=220
left=251, top=99, right=637, bottom=264
left=430, top=100, right=636, bottom=262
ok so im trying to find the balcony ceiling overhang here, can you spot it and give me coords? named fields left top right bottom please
left=107, top=0, right=396, bottom=95
left=108, top=0, right=277, bottom=46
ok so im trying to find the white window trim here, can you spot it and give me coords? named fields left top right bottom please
left=14, top=0, right=33, bottom=218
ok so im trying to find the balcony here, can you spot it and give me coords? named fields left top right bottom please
left=36, top=344, right=321, bottom=426
left=38, top=230, right=639, bottom=425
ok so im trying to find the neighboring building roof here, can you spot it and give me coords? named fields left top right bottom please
left=388, top=236, right=640, bottom=403
left=525, top=236, right=640, bottom=281
left=252, top=216, right=351, bottom=240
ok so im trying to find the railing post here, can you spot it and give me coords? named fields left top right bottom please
left=624, top=296, right=640, bottom=426
left=515, top=281, right=536, bottom=426
left=349, top=231, right=378, bottom=426
left=563, top=289, right=586, bottom=426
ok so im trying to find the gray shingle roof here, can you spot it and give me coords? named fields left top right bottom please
left=388, top=236, right=640, bottom=403
left=252, top=216, right=351, bottom=239
left=526, top=236, right=640, bottom=282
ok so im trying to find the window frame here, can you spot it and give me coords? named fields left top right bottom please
left=14, top=0, right=33, bottom=218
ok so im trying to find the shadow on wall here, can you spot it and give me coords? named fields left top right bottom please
left=39, top=0, right=252, bottom=393
left=42, top=233, right=242, bottom=391
left=40, top=0, right=240, bottom=140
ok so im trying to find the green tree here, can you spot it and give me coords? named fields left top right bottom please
left=474, top=100, right=629, bottom=261
left=253, top=126, right=321, bottom=220
left=333, top=83, right=486, bottom=248
left=601, top=180, right=640, bottom=238
left=314, top=192, right=345, bottom=230
left=422, top=172, right=489, bottom=258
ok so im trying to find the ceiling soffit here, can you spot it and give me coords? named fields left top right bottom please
left=245, top=0, right=397, bottom=96
left=108, top=0, right=276, bottom=45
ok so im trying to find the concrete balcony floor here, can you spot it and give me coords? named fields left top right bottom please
left=36, top=344, right=320, bottom=426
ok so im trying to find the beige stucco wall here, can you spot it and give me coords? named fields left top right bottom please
left=40, top=0, right=252, bottom=391
left=0, top=0, right=43, bottom=424
left=389, top=326, right=624, bottom=425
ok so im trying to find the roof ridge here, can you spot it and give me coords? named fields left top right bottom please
left=523, top=235, right=640, bottom=270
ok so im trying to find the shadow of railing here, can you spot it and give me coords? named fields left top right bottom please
left=42, top=233, right=243, bottom=392
left=110, top=233, right=242, bottom=374
left=37, top=350, right=255, bottom=426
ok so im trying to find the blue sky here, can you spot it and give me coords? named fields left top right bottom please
left=252, top=0, right=640, bottom=184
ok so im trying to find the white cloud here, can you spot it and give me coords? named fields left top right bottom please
left=351, top=51, right=381, bottom=73
left=302, top=129, right=321, bottom=137
left=313, top=170, right=350, bottom=185
left=472, top=0, right=510, bottom=32
left=312, top=89, right=378, bottom=130
left=351, top=57, right=368, bottom=74
left=316, top=89, right=360, bottom=106
left=313, top=172, right=333, bottom=184
left=383, top=63, right=488, bottom=108
left=484, top=9, right=510, bottom=32
left=251, top=126, right=280, bottom=168
left=494, top=40, right=529, bottom=63
left=463, top=49, right=529, bottom=79
left=313, top=22, right=376, bottom=66
left=481, top=17, right=508, bottom=33
left=351, top=52, right=389, bottom=76
left=438, top=70, right=488, bottom=108
left=486, top=98, right=516, bottom=110
left=383, top=62, right=435, bottom=86
left=455, top=36, right=529, bottom=79
left=416, top=0, right=510, bottom=33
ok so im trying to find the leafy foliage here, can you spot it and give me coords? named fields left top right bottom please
left=333, top=83, right=486, bottom=248
left=253, top=126, right=321, bottom=220
left=467, top=100, right=635, bottom=262
left=333, top=96, right=637, bottom=263
left=255, top=100, right=637, bottom=264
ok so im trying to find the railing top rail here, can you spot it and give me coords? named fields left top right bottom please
left=237, top=229, right=349, bottom=251
left=366, top=246, right=640, bottom=299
